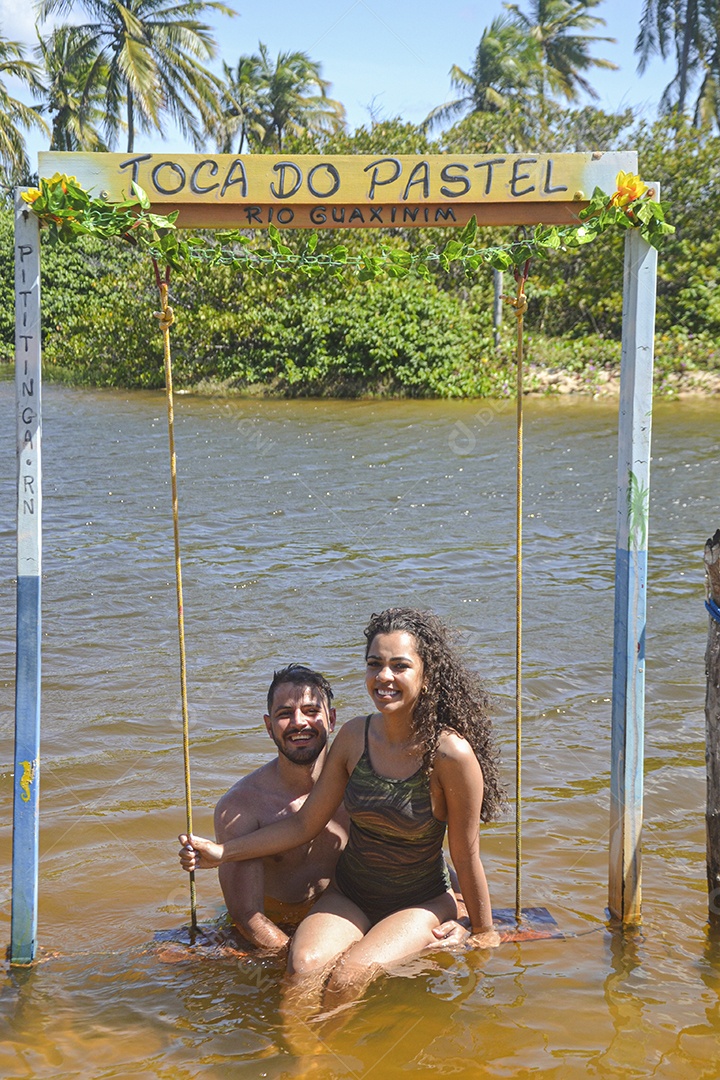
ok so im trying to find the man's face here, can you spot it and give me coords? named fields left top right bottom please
left=264, top=682, right=336, bottom=765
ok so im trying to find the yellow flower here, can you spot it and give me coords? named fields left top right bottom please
left=47, top=172, right=78, bottom=193
left=22, top=172, right=80, bottom=206
left=610, top=171, right=648, bottom=208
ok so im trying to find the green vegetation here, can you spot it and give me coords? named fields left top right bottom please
left=1, top=108, right=717, bottom=397
left=504, top=0, right=618, bottom=103
left=1, top=0, right=719, bottom=396
left=36, top=27, right=109, bottom=151
left=0, top=33, right=48, bottom=185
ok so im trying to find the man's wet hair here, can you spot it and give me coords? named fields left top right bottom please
left=266, top=664, right=334, bottom=715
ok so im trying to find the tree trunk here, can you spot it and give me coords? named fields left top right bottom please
left=705, top=528, right=720, bottom=926
left=677, top=0, right=698, bottom=115
left=127, top=89, right=135, bottom=154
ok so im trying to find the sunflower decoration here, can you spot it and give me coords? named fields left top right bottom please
left=21, top=168, right=674, bottom=274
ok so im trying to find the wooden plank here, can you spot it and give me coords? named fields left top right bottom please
left=608, top=218, right=658, bottom=925
left=705, top=529, right=720, bottom=926
left=116, top=200, right=595, bottom=230
left=11, top=193, right=42, bottom=965
left=38, top=150, right=638, bottom=228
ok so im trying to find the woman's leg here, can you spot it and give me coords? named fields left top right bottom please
left=286, top=887, right=371, bottom=977
left=323, top=890, right=457, bottom=1008
left=280, top=889, right=372, bottom=1055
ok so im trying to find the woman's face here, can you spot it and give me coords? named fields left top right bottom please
left=365, top=630, right=425, bottom=721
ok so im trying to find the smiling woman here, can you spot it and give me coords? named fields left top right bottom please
left=365, top=628, right=426, bottom=713
left=179, top=606, right=504, bottom=1010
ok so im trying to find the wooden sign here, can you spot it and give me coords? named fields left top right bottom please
left=39, top=151, right=638, bottom=229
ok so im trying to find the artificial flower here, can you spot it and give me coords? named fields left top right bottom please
left=610, top=171, right=648, bottom=208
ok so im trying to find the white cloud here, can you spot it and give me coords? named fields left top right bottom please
left=0, top=2, right=79, bottom=49
left=0, top=0, right=41, bottom=46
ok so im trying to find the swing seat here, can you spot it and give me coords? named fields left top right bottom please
left=153, top=923, right=254, bottom=960
left=493, top=906, right=563, bottom=942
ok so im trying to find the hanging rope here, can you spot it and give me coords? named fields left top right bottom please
left=504, top=255, right=530, bottom=925
left=152, top=259, right=197, bottom=939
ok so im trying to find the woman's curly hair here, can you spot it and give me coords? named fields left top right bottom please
left=364, top=607, right=505, bottom=822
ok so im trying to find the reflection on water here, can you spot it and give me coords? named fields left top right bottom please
left=0, top=385, right=719, bottom=1077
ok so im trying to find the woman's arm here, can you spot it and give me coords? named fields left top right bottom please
left=436, top=733, right=499, bottom=948
left=178, top=724, right=354, bottom=871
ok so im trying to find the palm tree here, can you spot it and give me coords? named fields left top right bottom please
left=248, top=43, right=346, bottom=152
left=692, top=14, right=720, bottom=128
left=214, top=56, right=264, bottom=153
left=423, top=16, right=539, bottom=130
left=36, top=26, right=108, bottom=151
left=637, top=0, right=720, bottom=127
left=505, top=0, right=618, bottom=102
left=0, top=34, right=48, bottom=187
left=36, top=0, right=236, bottom=152
left=635, top=0, right=704, bottom=115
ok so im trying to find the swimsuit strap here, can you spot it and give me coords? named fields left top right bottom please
left=364, top=714, right=372, bottom=754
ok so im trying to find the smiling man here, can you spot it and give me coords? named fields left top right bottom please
left=214, top=664, right=348, bottom=952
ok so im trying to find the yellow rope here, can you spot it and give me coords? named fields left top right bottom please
left=503, top=271, right=528, bottom=924
left=153, top=274, right=198, bottom=937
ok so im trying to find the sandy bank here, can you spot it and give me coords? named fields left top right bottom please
left=526, top=365, right=720, bottom=398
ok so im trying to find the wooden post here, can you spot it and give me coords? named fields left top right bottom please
left=493, top=269, right=503, bottom=351
left=11, top=192, right=42, bottom=965
left=608, top=221, right=658, bottom=925
left=705, top=529, right=720, bottom=927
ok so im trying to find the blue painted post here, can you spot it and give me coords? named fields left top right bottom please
left=608, top=214, right=658, bottom=925
left=11, top=192, right=42, bottom=964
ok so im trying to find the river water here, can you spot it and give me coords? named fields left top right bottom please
left=0, top=382, right=718, bottom=1078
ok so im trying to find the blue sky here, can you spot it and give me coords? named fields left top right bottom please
left=1, top=0, right=675, bottom=161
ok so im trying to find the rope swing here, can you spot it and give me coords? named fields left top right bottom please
left=153, top=252, right=532, bottom=938
left=12, top=167, right=672, bottom=960
left=152, top=259, right=197, bottom=939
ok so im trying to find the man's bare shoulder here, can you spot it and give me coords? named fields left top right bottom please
left=218, top=760, right=280, bottom=805
left=214, top=761, right=280, bottom=838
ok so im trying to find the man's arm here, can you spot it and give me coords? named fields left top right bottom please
left=218, top=861, right=289, bottom=952
left=215, top=789, right=289, bottom=952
